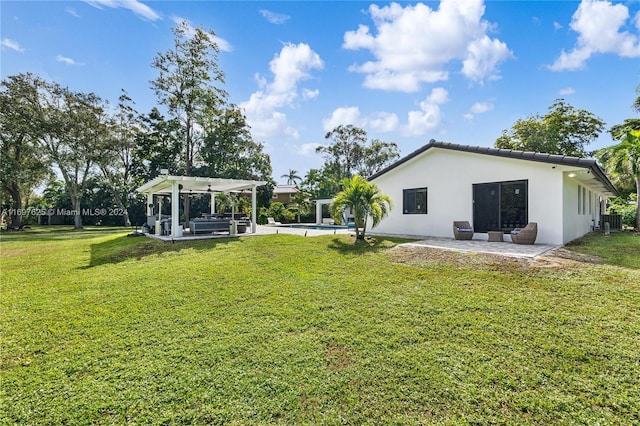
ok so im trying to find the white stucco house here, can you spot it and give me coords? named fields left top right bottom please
left=368, top=141, right=618, bottom=246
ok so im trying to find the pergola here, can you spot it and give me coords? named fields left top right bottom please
left=136, top=175, right=267, bottom=237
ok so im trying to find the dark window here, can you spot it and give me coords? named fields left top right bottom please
left=473, top=180, right=528, bottom=233
left=403, top=188, right=427, bottom=214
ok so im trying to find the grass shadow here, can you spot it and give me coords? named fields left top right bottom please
left=326, top=235, right=410, bottom=255
left=0, top=226, right=136, bottom=243
left=84, top=234, right=238, bottom=268
left=564, top=230, right=640, bottom=269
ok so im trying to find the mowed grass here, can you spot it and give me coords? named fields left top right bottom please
left=1, top=228, right=639, bottom=424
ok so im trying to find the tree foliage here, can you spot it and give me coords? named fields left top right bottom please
left=281, top=169, right=301, bottom=185
left=595, top=130, right=640, bottom=230
left=317, top=125, right=400, bottom=181
left=151, top=20, right=228, bottom=223
left=331, top=175, right=392, bottom=241
left=1, top=74, right=53, bottom=228
left=495, top=99, right=605, bottom=157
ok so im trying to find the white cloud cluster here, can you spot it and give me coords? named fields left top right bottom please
left=404, top=88, right=449, bottom=135
left=1, top=38, right=24, bottom=52
left=463, top=101, right=494, bottom=121
left=241, top=42, right=324, bottom=140
left=549, top=0, right=640, bottom=71
left=342, top=0, right=512, bottom=92
left=322, top=107, right=400, bottom=133
left=84, top=0, right=161, bottom=21
left=260, top=9, right=291, bottom=25
left=323, top=87, right=449, bottom=136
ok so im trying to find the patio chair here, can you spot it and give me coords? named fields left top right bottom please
left=510, top=222, right=537, bottom=245
left=266, top=217, right=281, bottom=226
left=453, top=221, right=474, bottom=240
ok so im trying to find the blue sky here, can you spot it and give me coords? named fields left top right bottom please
left=2, top=0, right=639, bottom=184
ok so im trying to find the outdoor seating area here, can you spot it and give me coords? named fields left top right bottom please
left=453, top=221, right=474, bottom=240
left=510, top=222, right=538, bottom=245
left=453, top=220, right=539, bottom=245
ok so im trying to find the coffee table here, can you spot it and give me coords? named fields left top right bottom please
left=487, top=231, right=504, bottom=242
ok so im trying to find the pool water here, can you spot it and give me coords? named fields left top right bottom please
left=281, top=224, right=348, bottom=230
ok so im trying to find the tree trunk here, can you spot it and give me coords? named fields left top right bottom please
left=101, top=168, right=131, bottom=227
left=72, top=196, right=83, bottom=230
left=7, top=185, right=23, bottom=229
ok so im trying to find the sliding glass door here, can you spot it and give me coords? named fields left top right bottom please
left=473, top=180, right=528, bottom=233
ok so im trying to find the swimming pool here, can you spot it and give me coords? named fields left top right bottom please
left=280, top=224, right=348, bottom=230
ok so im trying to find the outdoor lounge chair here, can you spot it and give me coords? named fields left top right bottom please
left=453, top=221, right=474, bottom=240
left=510, top=222, right=537, bottom=245
left=266, top=217, right=281, bottom=226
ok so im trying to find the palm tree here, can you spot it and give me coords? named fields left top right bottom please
left=281, top=169, right=301, bottom=185
left=331, top=175, right=392, bottom=241
left=596, top=130, right=640, bottom=230
left=291, top=190, right=311, bottom=223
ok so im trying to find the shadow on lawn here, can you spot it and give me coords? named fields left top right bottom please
left=84, top=234, right=237, bottom=268
left=0, top=226, right=135, bottom=242
left=327, top=235, right=404, bottom=255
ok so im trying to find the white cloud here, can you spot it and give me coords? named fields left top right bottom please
left=559, top=87, right=576, bottom=95
left=323, top=107, right=363, bottom=131
left=322, top=107, right=399, bottom=133
left=171, top=17, right=232, bottom=52
left=553, top=21, right=563, bottom=31
left=1, top=38, right=24, bottom=52
left=549, top=0, right=640, bottom=71
left=56, top=54, right=83, bottom=66
left=368, top=112, right=400, bottom=133
left=84, top=0, right=160, bottom=21
left=302, top=88, right=319, bottom=100
left=470, top=101, right=493, bottom=114
left=66, top=7, right=81, bottom=18
left=464, top=101, right=494, bottom=121
left=343, top=0, right=512, bottom=92
left=403, top=87, right=449, bottom=135
left=259, top=9, right=290, bottom=24
left=240, top=43, right=323, bottom=140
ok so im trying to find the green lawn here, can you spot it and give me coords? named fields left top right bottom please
left=1, top=227, right=639, bottom=424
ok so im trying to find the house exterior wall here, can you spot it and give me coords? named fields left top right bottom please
left=370, top=148, right=568, bottom=245
left=561, top=174, right=604, bottom=244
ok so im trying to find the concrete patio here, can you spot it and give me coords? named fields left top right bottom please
left=396, top=236, right=558, bottom=258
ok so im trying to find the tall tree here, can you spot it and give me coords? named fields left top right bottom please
left=151, top=20, right=228, bottom=224
left=495, top=99, right=605, bottom=157
left=314, top=125, right=399, bottom=198
left=198, top=106, right=273, bottom=208
left=0, top=73, right=52, bottom=228
left=38, top=81, right=109, bottom=229
left=198, top=107, right=271, bottom=181
left=131, top=108, right=184, bottom=182
left=317, top=125, right=368, bottom=180
left=596, top=130, right=640, bottom=230
left=281, top=169, right=301, bottom=185
left=95, top=90, right=140, bottom=226
left=331, top=175, right=392, bottom=241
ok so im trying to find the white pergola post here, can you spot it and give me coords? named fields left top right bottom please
left=171, top=182, right=180, bottom=236
left=316, top=202, right=322, bottom=225
left=251, top=186, right=257, bottom=233
left=158, top=197, right=162, bottom=222
left=210, top=193, right=215, bottom=214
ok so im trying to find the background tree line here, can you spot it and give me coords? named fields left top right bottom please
left=1, top=22, right=273, bottom=230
